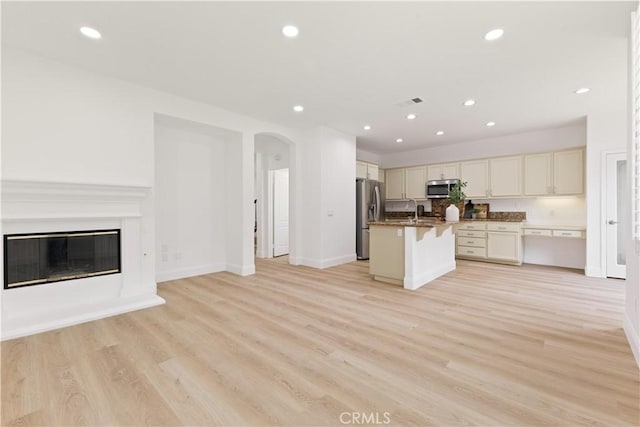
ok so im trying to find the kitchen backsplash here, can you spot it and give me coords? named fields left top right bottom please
left=385, top=209, right=526, bottom=221
left=385, top=196, right=585, bottom=225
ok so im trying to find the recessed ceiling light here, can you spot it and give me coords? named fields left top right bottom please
left=293, top=105, right=304, bottom=112
left=486, top=121, right=496, bottom=127
left=396, top=138, right=403, bottom=143
left=407, top=113, right=417, bottom=120
left=80, top=26, right=102, bottom=40
left=484, top=28, right=504, bottom=41
left=282, top=25, right=299, bottom=38
left=436, top=131, right=445, bottom=136
left=363, top=125, right=371, bottom=130
left=463, top=99, right=476, bottom=107
left=575, top=87, right=590, bottom=94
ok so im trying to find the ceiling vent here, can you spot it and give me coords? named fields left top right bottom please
left=394, top=97, right=423, bottom=107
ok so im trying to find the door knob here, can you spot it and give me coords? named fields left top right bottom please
left=608, top=220, right=618, bottom=225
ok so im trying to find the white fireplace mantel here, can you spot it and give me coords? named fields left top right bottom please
left=2, top=180, right=152, bottom=221
left=1, top=179, right=164, bottom=340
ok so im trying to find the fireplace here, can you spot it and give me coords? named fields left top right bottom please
left=4, top=229, right=121, bottom=289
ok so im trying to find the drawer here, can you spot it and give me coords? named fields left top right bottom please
left=524, top=228, right=552, bottom=237
left=552, top=229, right=584, bottom=238
left=487, top=223, right=522, bottom=232
left=457, top=237, right=486, bottom=248
left=458, top=223, right=487, bottom=231
left=458, top=230, right=485, bottom=238
left=457, top=246, right=486, bottom=257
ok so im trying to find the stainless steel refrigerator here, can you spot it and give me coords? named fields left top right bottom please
left=356, top=179, right=385, bottom=260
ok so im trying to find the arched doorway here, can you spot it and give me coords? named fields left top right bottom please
left=254, top=133, right=296, bottom=264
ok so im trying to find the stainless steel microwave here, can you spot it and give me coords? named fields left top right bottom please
left=426, top=179, right=460, bottom=199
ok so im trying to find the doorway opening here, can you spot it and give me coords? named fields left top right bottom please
left=254, top=133, right=294, bottom=261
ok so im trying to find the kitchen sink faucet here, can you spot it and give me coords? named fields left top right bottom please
left=409, top=199, right=419, bottom=223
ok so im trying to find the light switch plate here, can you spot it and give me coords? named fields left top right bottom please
left=397, top=228, right=403, bottom=237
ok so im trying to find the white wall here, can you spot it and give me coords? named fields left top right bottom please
left=321, top=127, right=357, bottom=266
left=296, top=127, right=357, bottom=267
left=155, top=117, right=236, bottom=282
left=380, top=122, right=586, bottom=169
left=625, top=4, right=640, bottom=369
left=2, top=46, right=358, bottom=286
left=4, top=47, right=361, bottom=336
left=356, top=148, right=382, bottom=165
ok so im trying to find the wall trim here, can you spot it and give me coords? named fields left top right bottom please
left=226, top=263, right=256, bottom=276
left=299, top=253, right=357, bottom=269
left=156, top=263, right=226, bottom=283
left=624, top=311, right=640, bottom=370
left=1, top=294, right=165, bottom=341
left=403, top=262, right=456, bottom=290
left=584, top=265, right=605, bottom=278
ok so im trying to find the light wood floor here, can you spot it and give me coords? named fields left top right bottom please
left=2, top=259, right=639, bottom=426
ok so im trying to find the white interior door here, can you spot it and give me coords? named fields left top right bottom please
left=606, top=152, right=627, bottom=279
left=273, top=168, right=289, bottom=257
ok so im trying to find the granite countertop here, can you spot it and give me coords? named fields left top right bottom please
left=459, top=218, right=525, bottom=223
left=522, top=223, right=586, bottom=231
left=376, top=217, right=525, bottom=226
left=369, top=219, right=443, bottom=228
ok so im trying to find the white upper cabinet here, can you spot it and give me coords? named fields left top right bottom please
left=385, top=168, right=405, bottom=200
left=386, top=147, right=583, bottom=200
left=427, top=163, right=459, bottom=181
left=356, top=161, right=379, bottom=181
left=405, top=166, right=427, bottom=199
left=460, top=160, right=489, bottom=198
left=523, top=149, right=584, bottom=196
left=553, top=149, right=583, bottom=195
left=489, top=156, right=523, bottom=197
left=524, top=152, right=553, bottom=195
left=368, top=163, right=379, bottom=181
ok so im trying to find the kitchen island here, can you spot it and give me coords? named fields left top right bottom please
left=368, top=220, right=456, bottom=290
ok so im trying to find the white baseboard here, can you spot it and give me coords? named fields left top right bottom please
left=584, top=265, right=604, bottom=278
left=298, top=253, right=357, bottom=269
left=403, top=262, right=456, bottom=291
left=226, top=263, right=256, bottom=276
left=288, top=255, right=301, bottom=265
left=624, top=311, right=640, bottom=370
left=156, top=263, right=225, bottom=283
left=1, top=294, right=166, bottom=341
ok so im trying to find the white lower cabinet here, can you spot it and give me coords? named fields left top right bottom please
left=456, top=222, right=523, bottom=265
left=487, top=232, right=521, bottom=262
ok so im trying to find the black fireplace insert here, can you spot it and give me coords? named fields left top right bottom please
left=3, top=229, right=121, bottom=289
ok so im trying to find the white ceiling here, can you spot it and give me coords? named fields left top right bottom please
left=2, top=1, right=636, bottom=154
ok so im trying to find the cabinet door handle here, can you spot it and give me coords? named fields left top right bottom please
left=466, top=250, right=474, bottom=254
left=498, top=227, right=506, bottom=230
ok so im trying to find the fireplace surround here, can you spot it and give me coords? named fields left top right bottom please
left=4, top=229, right=121, bottom=289
left=1, top=180, right=164, bottom=340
